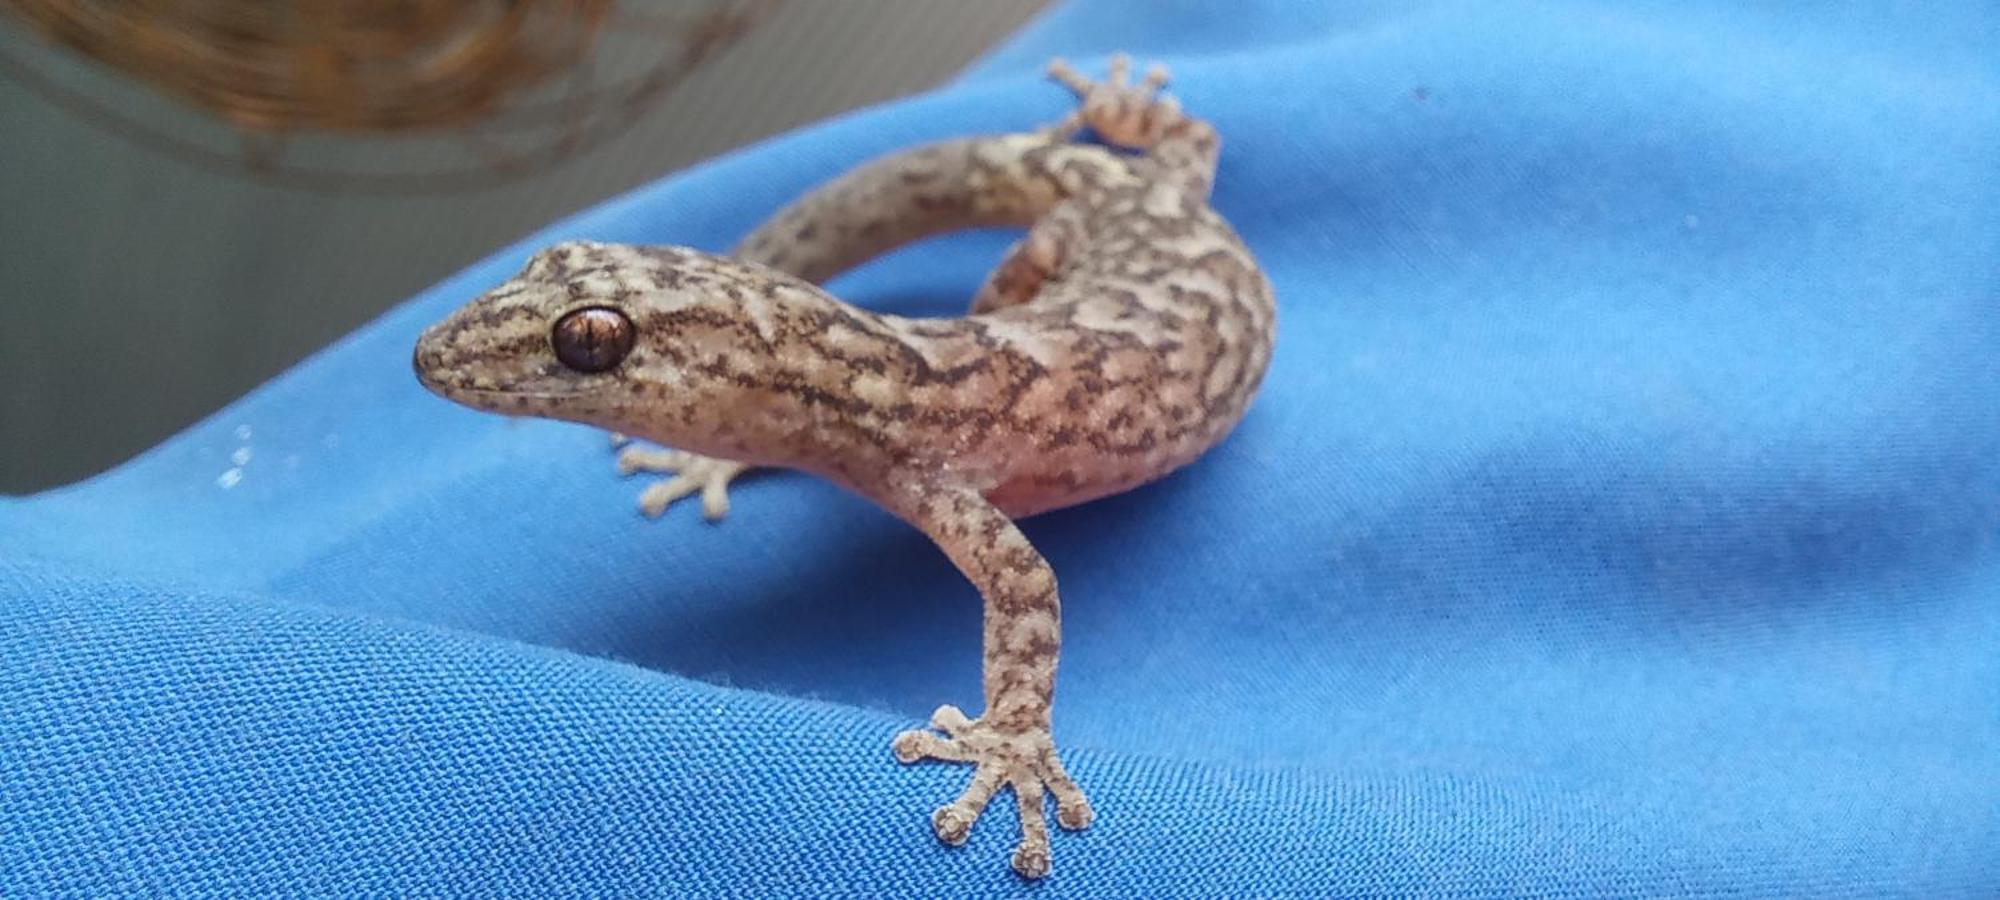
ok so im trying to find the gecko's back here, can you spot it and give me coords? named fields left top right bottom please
left=925, top=184, right=1274, bottom=517
left=723, top=75, right=1274, bottom=518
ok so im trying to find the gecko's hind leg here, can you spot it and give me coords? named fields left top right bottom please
left=609, top=434, right=751, bottom=522
left=1047, top=53, right=1177, bottom=148
left=1047, top=52, right=1218, bottom=197
left=969, top=204, right=1085, bottom=314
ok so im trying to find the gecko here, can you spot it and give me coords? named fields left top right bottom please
left=412, top=55, right=1274, bottom=879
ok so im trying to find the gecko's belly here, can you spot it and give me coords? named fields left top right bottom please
left=970, top=325, right=1269, bottom=518
left=987, top=475, right=1147, bottom=519
left=979, top=429, right=1216, bottom=519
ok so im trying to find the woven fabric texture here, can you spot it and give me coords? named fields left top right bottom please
left=5, top=1, right=1997, bottom=895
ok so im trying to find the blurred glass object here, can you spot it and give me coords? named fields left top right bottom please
left=0, top=0, right=780, bottom=191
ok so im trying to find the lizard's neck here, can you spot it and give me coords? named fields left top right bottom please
left=612, top=277, right=946, bottom=482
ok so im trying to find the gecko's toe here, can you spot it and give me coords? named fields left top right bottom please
left=932, top=805, right=976, bottom=846
left=1011, top=843, right=1051, bottom=879
left=638, top=476, right=702, bottom=518
left=1038, top=750, right=1094, bottom=830
left=1056, top=796, right=1095, bottom=831
left=930, top=704, right=972, bottom=735
left=1106, top=52, right=1131, bottom=86
left=1047, top=57, right=1091, bottom=95
left=891, top=729, right=934, bottom=764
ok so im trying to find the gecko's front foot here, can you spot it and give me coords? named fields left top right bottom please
left=893, top=704, right=1093, bottom=879
left=610, top=435, right=749, bottom=521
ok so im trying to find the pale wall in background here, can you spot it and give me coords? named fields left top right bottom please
left=0, top=1, right=1047, bottom=492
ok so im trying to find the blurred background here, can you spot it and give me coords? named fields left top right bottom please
left=0, top=0, right=1048, bottom=493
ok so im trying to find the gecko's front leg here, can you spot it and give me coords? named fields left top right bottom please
left=887, top=484, right=1093, bottom=878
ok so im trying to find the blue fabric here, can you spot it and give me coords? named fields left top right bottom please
left=6, top=1, right=1997, bottom=894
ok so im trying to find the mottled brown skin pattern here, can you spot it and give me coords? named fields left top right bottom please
left=413, top=56, right=1273, bottom=879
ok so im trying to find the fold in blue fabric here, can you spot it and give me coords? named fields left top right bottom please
left=5, top=1, right=1997, bottom=895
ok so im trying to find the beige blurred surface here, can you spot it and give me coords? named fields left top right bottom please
left=0, top=1, right=1048, bottom=492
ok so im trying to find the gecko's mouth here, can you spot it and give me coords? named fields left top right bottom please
left=416, top=372, right=586, bottom=406
left=412, top=340, right=594, bottom=413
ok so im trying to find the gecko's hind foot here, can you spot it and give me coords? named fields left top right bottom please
left=893, top=704, right=1093, bottom=879
left=610, top=436, right=749, bottom=522
left=1045, top=53, right=1179, bottom=148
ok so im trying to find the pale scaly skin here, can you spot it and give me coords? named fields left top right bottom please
left=412, top=55, right=1275, bottom=879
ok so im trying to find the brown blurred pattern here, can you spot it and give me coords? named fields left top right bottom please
left=0, top=0, right=1048, bottom=492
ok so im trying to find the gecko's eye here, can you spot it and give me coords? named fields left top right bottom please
left=551, top=306, right=635, bottom=373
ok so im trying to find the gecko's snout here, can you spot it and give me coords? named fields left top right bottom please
left=411, top=319, right=499, bottom=405
left=411, top=327, right=451, bottom=394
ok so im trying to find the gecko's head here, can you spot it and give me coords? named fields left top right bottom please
left=413, top=239, right=768, bottom=430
